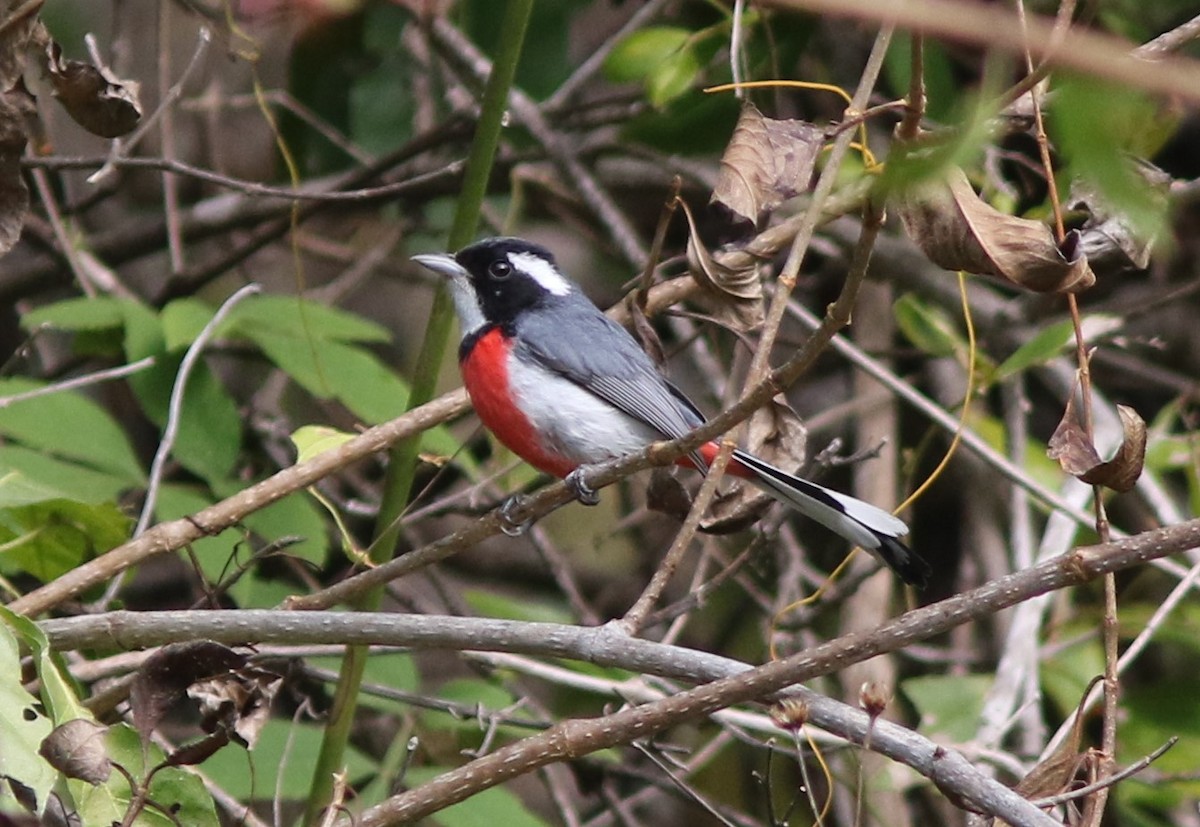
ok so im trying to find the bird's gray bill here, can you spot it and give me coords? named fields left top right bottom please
left=412, top=253, right=468, bottom=279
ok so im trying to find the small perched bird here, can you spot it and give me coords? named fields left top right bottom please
left=413, top=237, right=929, bottom=587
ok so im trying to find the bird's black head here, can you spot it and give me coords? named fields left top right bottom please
left=454, top=237, right=574, bottom=327
left=413, top=237, right=576, bottom=334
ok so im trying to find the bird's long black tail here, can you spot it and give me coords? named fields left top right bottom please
left=731, top=449, right=930, bottom=587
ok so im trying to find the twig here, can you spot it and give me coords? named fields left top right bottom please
left=0, top=357, right=156, bottom=409
left=1030, top=737, right=1178, bottom=808
left=1133, top=13, right=1200, bottom=58
left=430, top=17, right=647, bottom=266
left=631, top=742, right=739, bottom=827
left=543, top=0, right=671, bottom=111
left=785, top=299, right=1105, bottom=533
left=134, top=283, right=262, bottom=538
left=42, top=519, right=1200, bottom=827
left=765, top=0, right=1200, bottom=105
left=88, top=26, right=213, bottom=185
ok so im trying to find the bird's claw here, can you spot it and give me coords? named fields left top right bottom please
left=565, top=467, right=600, bottom=506
left=498, top=494, right=532, bottom=537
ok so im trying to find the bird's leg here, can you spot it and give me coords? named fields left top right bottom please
left=565, top=466, right=600, bottom=506
left=498, top=494, right=532, bottom=536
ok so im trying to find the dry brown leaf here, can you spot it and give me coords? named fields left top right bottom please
left=0, top=83, right=32, bottom=258
left=702, top=398, right=807, bottom=533
left=188, top=665, right=281, bottom=750
left=712, top=102, right=823, bottom=228
left=682, top=202, right=765, bottom=332
left=627, top=294, right=666, bottom=366
left=896, top=166, right=1096, bottom=293
left=1068, top=167, right=1168, bottom=277
left=1080, top=405, right=1146, bottom=492
left=130, top=641, right=248, bottom=742
left=1047, top=392, right=1145, bottom=493
left=38, top=719, right=112, bottom=785
left=0, top=5, right=42, bottom=89
left=45, top=40, right=141, bottom=138
left=646, top=468, right=691, bottom=521
left=991, top=677, right=1104, bottom=827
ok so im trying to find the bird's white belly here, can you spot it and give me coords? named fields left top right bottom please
left=507, top=356, right=662, bottom=465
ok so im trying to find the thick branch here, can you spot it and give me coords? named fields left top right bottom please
left=40, top=518, right=1200, bottom=826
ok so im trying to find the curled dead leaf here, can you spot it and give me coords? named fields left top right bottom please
left=681, top=200, right=765, bottom=332
left=1067, top=166, right=1168, bottom=277
left=0, top=8, right=42, bottom=90
left=45, top=40, right=141, bottom=138
left=38, top=719, right=112, bottom=785
left=896, top=166, right=1096, bottom=293
left=130, top=641, right=248, bottom=742
left=1047, top=392, right=1145, bottom=493
left=188, top=664, right=282, bottom=749
left=711, top=102, right=823, bottom=229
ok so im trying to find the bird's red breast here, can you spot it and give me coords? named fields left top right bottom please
left=460, top=327, right=578, bottom=478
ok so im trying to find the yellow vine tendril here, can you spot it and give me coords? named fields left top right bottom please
left=704, top=80, right=879, bottom=170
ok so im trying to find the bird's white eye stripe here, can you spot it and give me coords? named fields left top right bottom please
left=508, top=251, right=571, bottom=296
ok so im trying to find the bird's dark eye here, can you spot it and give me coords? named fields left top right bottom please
left=488, top=260, right=512, bottom=280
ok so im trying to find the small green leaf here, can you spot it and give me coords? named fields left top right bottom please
left=0, top=378, right=145, bottom=483
left=228, top=295, right=390, bottom=344
left=1053, top=75, right=1168, bottom=241
left=901, top=673, right=993, bottom=743
left=130, top=355, right=242, bottom=483
left=894, top=293, right=963, bottom=358
left=161, top=297, right=220, bottom=351
left=603, top=26, right=691, bottom=83
left=200, top=719, right=374, bottom=800
left=646, top=44, right=702, bottom=107
left=0, top=499, right=132, bottom=584
left=21, top=296, right=129, bottom=332
left=991, top=314, right=1123, bottom=384
left=0, top=446, right=132, bottom=506
left=404, top=766, right=552, bottom=827
left=251, top=331, right=407, bottom=424
left=291, top=425, right=356, bottom=464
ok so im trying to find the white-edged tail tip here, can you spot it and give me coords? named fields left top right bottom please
left=731, top=449, right=930, bottom=587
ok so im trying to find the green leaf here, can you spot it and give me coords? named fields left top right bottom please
left=463, top=589, right=572, bottom=625
left=991, top=319, right=1076, bottom=383
left=129, top=354, right=242, bottom=483
left=100, top=724, right=221, bottom=827
left=1052, top=75, right=1169, bottom=240
left=200, top=718, right=374, bottom=800
left=646, top=44, right=702, bottom=108
left=991, top=314, right=1123, bottom=384
left=291, top=425, right=356, bottom=464
left=0, top=619, right=57, bottom=816
left=0, top=499, right=132, bottom=584
left=251, top=331, right=408, bottom=424
left=228, top=294, right=390, bottom=344
left=21, top=295, right=130, bottom=332
left=603, top=26, right=691, bottom=83
left=894, top=293, right=963, bottom=358
left=0, top=378, right=145, bottom=483
left=901, top=674, right=992, bottom=742
left=161, top=297, right=221, bottom=351
left=154, top=484, right=244, bottom=589
left=0, top=446, right=131, bottom=507
left=405, top=766, right=551, bottom=827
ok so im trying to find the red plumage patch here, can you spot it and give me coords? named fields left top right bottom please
left=460, top=328, right=577, bottom=478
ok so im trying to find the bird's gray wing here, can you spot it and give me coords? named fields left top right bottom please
left=515, top=299, right=709, bottom=467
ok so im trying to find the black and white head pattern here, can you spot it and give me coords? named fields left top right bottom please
left=453, top=237, right=574, bottom=329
